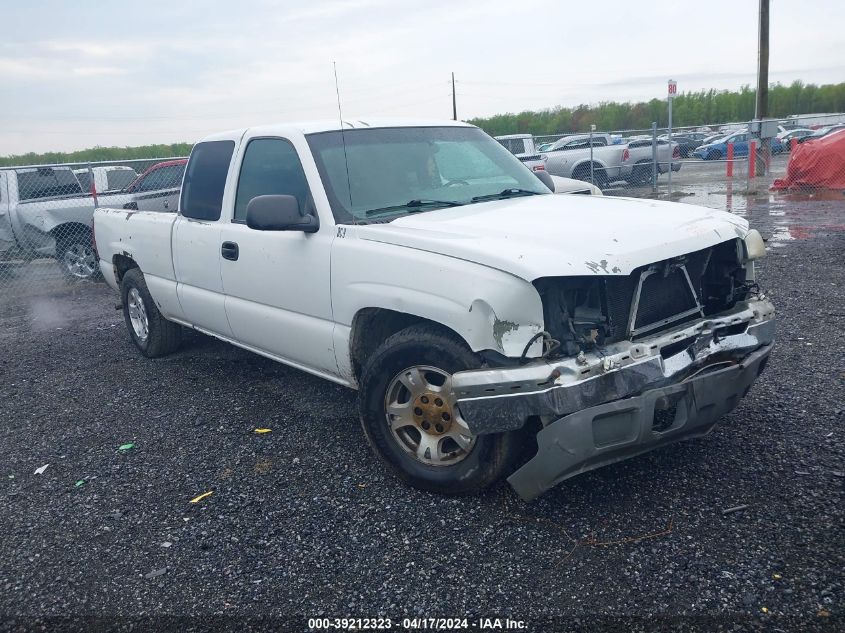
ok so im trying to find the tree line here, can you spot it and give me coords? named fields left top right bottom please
left=2, top=81, right=844, bottom=165
left=0, top=143, right=193, bottom=168
left=468, top=81, right=845, bottom=136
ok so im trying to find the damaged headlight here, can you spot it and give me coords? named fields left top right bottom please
left=742, top=229, right=766, bottom=261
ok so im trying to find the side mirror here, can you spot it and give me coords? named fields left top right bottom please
left=533, top=170, right=555, bottom=192
left=246, top=195, right=319, bottom=233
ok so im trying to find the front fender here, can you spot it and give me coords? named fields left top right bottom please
left=332, top=237, right=545, bottom=369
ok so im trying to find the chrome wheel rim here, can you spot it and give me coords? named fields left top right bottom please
left=127, top=288, right=149, bottom=343
left=62, top=244, right=97, bottom=278
left=384, top=365, right=476, bottom=467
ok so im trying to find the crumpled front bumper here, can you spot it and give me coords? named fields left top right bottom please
left=451, top=298, right=775, bottom=500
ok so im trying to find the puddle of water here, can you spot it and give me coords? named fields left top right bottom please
left=614, top=173, right=845, bottom=248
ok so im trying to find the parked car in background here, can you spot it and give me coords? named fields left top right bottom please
left=783, top=113, right=845, bottom=129
left=622, top=139, right=681, bottom=184
left=797, top=124, right=845, bottom=144
left=494, top=134, right=547, bottom=172
left=543, top=134, right=625, bottom=186
left=657, top=134, right=702, bottom=158
left=549, top=175, right=603, bottom=195
left=73, top=166, right=138, bottom=194
left=93, top=118, right=774, bottom=500
left=702, top=133, right=726, bottom=146
left=693, top=132, right=784, bottom=160
left=777, top=128, right=814, bottom=144
left=118, top=159, right=187, bottom=212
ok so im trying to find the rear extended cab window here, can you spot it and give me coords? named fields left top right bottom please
left=16, top=168, right=83, bottom=200
left=497, top=138, right=527, bottom=155
left=106, top=169, right=137, bottom=191
left=180, top=142, right=235, bottom=221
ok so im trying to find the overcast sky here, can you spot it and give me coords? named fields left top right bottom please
left=1, top=0, right=843, bottom=155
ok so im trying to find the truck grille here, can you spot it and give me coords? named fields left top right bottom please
left=604, top=264, right=701, bottom=342
left=605, top=243, right=736, bottom=341
left=536, top=239, right=744, bottom=352
left=632, top=267, right=700, bottom=333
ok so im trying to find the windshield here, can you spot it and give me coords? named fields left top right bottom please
left=306, top=126, right=549, bottom=223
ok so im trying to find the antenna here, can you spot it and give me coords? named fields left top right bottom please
left=452, top=72, right=457, bottom=121
left=333, top=61, right=354, bottom=222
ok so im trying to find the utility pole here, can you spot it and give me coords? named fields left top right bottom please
left=451, top=72, right=457, bottom=121
left=755, top=0, right=770, bottom=175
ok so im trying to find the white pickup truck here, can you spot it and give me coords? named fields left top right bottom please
left=94, top=119, right=775, bottom=500
left=494, top=133, right=547, bottom=172
left=543, top=133, right=627, bottom=187
left=0, top=166, right=113, bottom=279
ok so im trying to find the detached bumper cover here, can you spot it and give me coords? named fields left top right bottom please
left=450, top=298, right=776, bottom=500
left=508, top=343, right=771, bottom=500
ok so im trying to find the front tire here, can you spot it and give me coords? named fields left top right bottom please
left=358, top=324, right=520, bottom=496
left=120, top=268, right=182, bottom=358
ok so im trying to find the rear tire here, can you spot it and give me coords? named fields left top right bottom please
left=572, top=163, right=607, bottom=189
left=358, top=324, right=520, bottom=496
left=120, top=268, right=182, bottom=358
left=627, top=161, right=653, bottom=186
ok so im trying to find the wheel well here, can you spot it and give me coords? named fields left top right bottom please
left=50, top=222, right=91, bottom=244
left=349, top=308, right=467, bottom=382
left=112, top=254, right=138, bottom=283
left=571, top=161, right=605, bottom=181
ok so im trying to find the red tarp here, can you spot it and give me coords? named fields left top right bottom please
left=771, top=130, right=845, bottom=190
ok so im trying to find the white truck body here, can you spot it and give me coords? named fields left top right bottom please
left=73, top=166, right=138, bottom=194
left=542, top=134, right=626, bottom=185
left=494, top=134, right=546, bottom=172
left=94, top=119, right=775, bottom=500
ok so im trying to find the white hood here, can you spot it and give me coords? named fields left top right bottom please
left=356, top=194, right=749, bottom=280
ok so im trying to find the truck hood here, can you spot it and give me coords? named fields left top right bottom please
left=355, top=194, right=749, bottom=280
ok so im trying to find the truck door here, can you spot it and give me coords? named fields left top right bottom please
left=218, top=136, right=337, bottom=376
left=172, top=140, right=236, bottom=338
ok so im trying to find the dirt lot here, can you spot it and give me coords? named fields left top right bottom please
left=0, top=191, right=843, bottom=631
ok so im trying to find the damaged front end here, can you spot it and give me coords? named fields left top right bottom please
left=451, top=235, right=775, bottom=500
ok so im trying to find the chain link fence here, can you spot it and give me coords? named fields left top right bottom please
left=497, top=112, right=845, bottom=198
left=1, top=157, right=186, bottom=298
left=2, top=111, right=844, bottom=305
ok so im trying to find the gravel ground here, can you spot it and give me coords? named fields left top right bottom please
left=0, top=199, right=843, bottom=632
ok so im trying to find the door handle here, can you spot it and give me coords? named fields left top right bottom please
left=221, top=241, right=239, bottom=261
left=163, top=200, right=169, bottom=208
